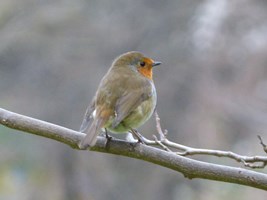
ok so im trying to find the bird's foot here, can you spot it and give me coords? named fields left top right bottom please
left=104, top=128, right=113, bottom=148
left=130, top=128, right=145, bottom=145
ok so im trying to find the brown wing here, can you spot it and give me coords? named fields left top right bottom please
left=112, top=82, right=153, bottom=128
left=79, top=68, right=119, bottom=134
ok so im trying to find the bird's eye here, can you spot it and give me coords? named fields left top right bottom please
left=140, top=61, right=146, bottom=67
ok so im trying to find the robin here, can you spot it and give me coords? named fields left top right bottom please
left=79, top=51, right=161, bottom=149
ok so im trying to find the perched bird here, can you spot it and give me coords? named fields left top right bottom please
left=79, top=51, right=161, bottom=149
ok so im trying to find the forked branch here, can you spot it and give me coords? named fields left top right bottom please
left=1, top=108, right=267, bottom=191
left=149, top=112, right=267, bottom=169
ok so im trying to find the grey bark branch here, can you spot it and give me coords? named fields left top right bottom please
left=1, top=108, right=267, bottom=190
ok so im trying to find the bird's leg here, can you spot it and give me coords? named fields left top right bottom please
left=104, top=128, right=113, bottom=148
left=130, top=128, right=145, bottom=144
left=105, top=128, right=113, bottom=140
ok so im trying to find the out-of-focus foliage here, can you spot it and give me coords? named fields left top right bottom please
left=1, top=0, right=267, bottom=199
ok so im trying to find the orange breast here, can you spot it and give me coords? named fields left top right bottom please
left=138, top=67, right=153, bottom=80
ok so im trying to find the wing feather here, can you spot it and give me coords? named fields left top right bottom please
left=112, top=83, right=152, bottom=128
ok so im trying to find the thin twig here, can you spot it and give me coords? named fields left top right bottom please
left=155, top=111, right=166, bottom=140
left=153, top=135, right=172, bottom=152
left=154, top=112, right=267, bottom=169
left=258, top=135, right=267, bottom=154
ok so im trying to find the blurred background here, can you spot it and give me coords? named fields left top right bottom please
left=0, top=0, right=267, bottom=199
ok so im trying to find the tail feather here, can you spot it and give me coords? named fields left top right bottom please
left=79, top=103, right=96, bottom=133
left=79, top=118, right=105, bottom=149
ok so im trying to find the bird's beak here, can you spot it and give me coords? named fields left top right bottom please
left=152, top=61, right=161, bottom=67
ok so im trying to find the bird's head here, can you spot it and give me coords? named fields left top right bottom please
left=112, top=51, right=161, bottom=80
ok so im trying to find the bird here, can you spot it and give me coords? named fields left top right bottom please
left=79, top=51, right=161, bottom=149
